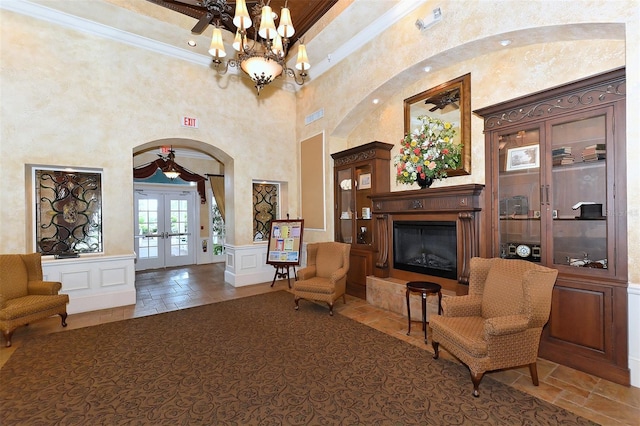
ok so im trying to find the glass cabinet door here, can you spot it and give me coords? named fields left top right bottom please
left=354, top=165, right=373, bottom=246
left=497, top=127, right=542, bottom=261
left=550, top=110, right=609, bottom=269
left=336, top=168, right=354, bottom=244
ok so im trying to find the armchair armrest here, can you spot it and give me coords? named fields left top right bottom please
left=484, top=314, right=529, bottom=336
left=296, top=266, right=317, bottom=281
left=329, top=267, right=348, bottom=283
left=441, top=295, right=482, bottom=317
left=27, top=280, right=62, bottom=295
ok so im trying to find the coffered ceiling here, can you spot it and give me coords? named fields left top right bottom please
left=147, top=0, right=338, bottom=50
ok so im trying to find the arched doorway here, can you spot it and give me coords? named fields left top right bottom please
left=133, top=139, right=233, bottom=270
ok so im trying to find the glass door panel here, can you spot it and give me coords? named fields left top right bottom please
left=550, top=112, right=608, bottom=268
left=497, top=128, right=542, bottom=262
left=355, top=165, right=372, bottom=246
left=336, top=168, right=354, bottom=244
left=134, top=190, right=195, bottom=271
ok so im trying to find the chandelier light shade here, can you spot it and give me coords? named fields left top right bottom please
left=277, top=7, right=295, bottom=38
left=208, top=27, right=226, bottom=58
left=295, top=43, right=310, bottom=71
left=162, top=148, right=181, bottom=180
left=232, top=0, right=251, bottom=30
left=208, top=0, right=310, bottom=95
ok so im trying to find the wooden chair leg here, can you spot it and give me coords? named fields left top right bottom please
left=529, top=362, right=540, bottom=386
left=471, top=371, right=484, bottom=397
left=3, top=330, right=14, bottom=347
left=432, top=341, right=439, bottom=359
left=60, top=312, right=68, bottom=327
left=328, top=303, right=334, bottom=316
left=294, top=298, right=300, bottom=311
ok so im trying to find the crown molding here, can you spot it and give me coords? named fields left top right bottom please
left=2, top=0, right=426, bottom=87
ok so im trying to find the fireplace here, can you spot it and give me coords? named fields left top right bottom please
left=370, top=184, right=484, bottom=293
left=393, top=221, right=457, bottom=280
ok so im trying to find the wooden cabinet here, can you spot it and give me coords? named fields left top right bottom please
left=475, top=68, right=629, bottom=385
left=331, top=141, right=393, bottom=299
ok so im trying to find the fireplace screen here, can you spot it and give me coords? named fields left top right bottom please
left=393, top=221, right=457, bottom=280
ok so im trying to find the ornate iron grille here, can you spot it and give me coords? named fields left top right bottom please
left=36, top=170, right=103, bottom=255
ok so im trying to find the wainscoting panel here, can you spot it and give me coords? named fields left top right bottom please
left=224, top=243, right=308, bottom=287
left=42, top=254, right=136, bottom=314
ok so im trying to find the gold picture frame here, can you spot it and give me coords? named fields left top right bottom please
left=404, top=74, right=471, bottom=176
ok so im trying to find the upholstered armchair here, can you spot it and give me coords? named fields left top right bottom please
left=430, top=257, right=558, bottom=397
left=0, top=253, right=69, bottom=347
left=293, top=242, right=350, bottom=315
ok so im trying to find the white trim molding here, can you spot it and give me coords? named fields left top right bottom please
left=42, top=253, right=136, bottom=314
left=628, top=282, right=640, bottom=388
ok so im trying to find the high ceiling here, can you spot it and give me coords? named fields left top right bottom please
left=147, top=0, right=338, bottom=50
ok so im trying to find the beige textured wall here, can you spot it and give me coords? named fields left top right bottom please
left=296, top=1, right=639, bottom=284
left=0, top=9, right=297, bottom=254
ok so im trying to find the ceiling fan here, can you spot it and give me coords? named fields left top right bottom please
left=424, top=88, right=460, bottom=112
left=172, top=0, right=233, bottom=34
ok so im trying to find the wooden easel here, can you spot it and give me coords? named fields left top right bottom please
left=270, top=264, right=296, bottom=288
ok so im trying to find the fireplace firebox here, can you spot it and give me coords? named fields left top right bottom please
left=393, top=221, right=457, bottom=280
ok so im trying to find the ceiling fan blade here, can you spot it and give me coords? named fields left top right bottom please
left=191, top=11, right=214, bottom=34
left=173, top=0, right=203, bottom=6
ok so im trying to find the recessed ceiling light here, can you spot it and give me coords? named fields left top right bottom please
left=423, top=66, right=432, bottom=72
left=187, top=40, right=197, bottom=47
left=500, top=39, right=512, bottom=47
left=372, top=98, right=380, bottom=104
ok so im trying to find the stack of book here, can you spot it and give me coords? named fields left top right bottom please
left=582, top=143, right=606, bottom=162
left=552, top=147, right=574, bottom=166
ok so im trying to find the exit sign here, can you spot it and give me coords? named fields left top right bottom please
left=181, top=116, right=199, bottom=128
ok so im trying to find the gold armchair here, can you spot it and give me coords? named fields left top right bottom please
left=430, top=257, right=558, bottom=396
left=0, top=253, right=69, bottom=347
left=293, top=242, right=350, bottom=315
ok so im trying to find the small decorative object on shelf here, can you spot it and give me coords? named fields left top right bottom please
left=394, top=115, right=462, bottom=188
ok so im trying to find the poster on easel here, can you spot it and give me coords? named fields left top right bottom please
left=266, top=219, right=304, bottom=265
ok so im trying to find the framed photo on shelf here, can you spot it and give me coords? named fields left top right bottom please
left=506, top=145, right=540, bottom=171
left=358, top=173, right=371, bottom=189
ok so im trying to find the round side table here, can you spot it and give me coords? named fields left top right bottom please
left=406, top=281, right=442, bottom=343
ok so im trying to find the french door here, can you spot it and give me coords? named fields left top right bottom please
left=134, top=189, right=196, bottom=271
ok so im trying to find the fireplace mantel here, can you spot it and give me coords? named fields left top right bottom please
left=370, top=184, right=484, bottom=294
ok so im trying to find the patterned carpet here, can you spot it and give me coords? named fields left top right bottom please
left=0, top=291, right=596, bottom=425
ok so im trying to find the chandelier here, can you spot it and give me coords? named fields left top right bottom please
left=160, top=148, right=181, bottom=180
left=206, top=0, right=310, bottom=94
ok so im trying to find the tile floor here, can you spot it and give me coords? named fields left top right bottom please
left=2, top=263, right=638, bottom=425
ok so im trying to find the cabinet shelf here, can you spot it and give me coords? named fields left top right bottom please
left=552, top=160, right=604, bottom=171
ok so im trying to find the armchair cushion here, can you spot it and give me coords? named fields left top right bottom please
left=0, top=295, right=70, bottom=321
left=315, top=245, right=346, bottom=278
left=0, top=255, right=29, bottom=300
left=484, top=314, right=529, bottom=336
left=436, top=316, right=487, bottom=357
left=441, top=294, right=482, bottom=318
left=481, top=258, right=535, bottom=319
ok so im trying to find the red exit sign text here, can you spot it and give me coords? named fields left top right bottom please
left=181, top=116, right=199, bottom=128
